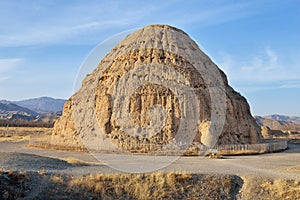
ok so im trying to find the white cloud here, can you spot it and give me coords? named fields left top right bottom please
left=266, top=48, right=278, bottom=65
left=0, top=58, right=22, bottom=73
left=0, top=58, right=22, bottom=82
left=172, top=1, right=259, bottom=27
left=0, top=1, right=162, bottom=47
left=0, top=19, right=131, bottom=47
left=0, top=76, right=8, bottom=82
left=218, top=48, right=300, bottom=85
left=279, top=81, right=300, bottom=89
left=0, top=1, right=266, bottom=47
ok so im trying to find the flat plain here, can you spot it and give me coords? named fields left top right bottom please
left=1, top=127, right=300, bottom=199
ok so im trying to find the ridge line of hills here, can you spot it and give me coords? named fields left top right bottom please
left=261, top=114, right=300, bottom=124
left=255, top=115, right=300, bottom=137
left=0, top=97, right=66, bottom=127
left=0, top=97, right=66, bottom=116
left=0, top=96, right=299, bottom=130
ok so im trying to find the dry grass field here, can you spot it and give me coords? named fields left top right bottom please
left=0, top=127, right=52, bottom=142
left=0, top=127, right=300, bottom=199
left=0, top=171, right=243, bottom=199
left=1, top=170, right=299, bottom=200
left=240, top=176, right=300, bottom=200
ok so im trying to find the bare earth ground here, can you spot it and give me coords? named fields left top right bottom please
left=0, top=127, right=299, bottom=179
left=0, top=140, right=300, bottom=179
left=0, top=130, right=300, bottom=199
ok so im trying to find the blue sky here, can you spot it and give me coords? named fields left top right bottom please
left=0, top=0, right=299, bottom=116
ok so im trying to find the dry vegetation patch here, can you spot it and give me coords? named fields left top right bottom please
left=0, top=127, right=52, bottom=142
left=275, top=166, right=300, bottom=174
left=62, top=173, right=243, bottom=199
left=1, top=170, right=299, bottom=199
left=0, top=171, right=29, bottom=199
left=261, top=179, right=300, bottom=199
left=0, top=135, right=30, bottom=142
left=0, top=171, right=242, bottom=200
left=60, top=157, right=100, bottom=166
left=240, top=176, right=300, bottom=200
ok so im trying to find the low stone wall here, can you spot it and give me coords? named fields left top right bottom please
left=216, top=141, right=288, bottom=155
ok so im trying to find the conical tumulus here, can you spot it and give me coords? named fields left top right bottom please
left=51, top=24, right=262, bottom=153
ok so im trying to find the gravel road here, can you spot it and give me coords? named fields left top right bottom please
left=0, top=141, right=299, bottom=179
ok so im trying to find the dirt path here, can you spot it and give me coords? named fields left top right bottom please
left=0, top=141, right=299, bottom=180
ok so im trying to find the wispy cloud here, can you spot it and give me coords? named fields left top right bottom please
left=218, top=48, right=300, bottom=85
left=170, top=1, right=260, bottom=27
left=0, top=19, right=131, bottom=47
left=0, top=1, right=266, bottom=47
left=0, top=76, right=9, bottom=82
left=0, top=58, right=22, bottom=81
left=0, top=1, right=161, bottom=47
left=279, top=80, right=300, bottom=89
left=0, top=58, right=22, bottom=73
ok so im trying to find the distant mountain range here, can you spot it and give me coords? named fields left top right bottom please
left=263, top=114, right=300, bottom=125
left=0, top=97, right=66, bottom=114
left=0, top=97, right=66, bottom=116
left=0, top=96, right=299, bottom=130
left=0, top=97, right=66, bottom=127
left=255, top=114, right=300, bottom=132
left=0, top=102, right=38, bottom=120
